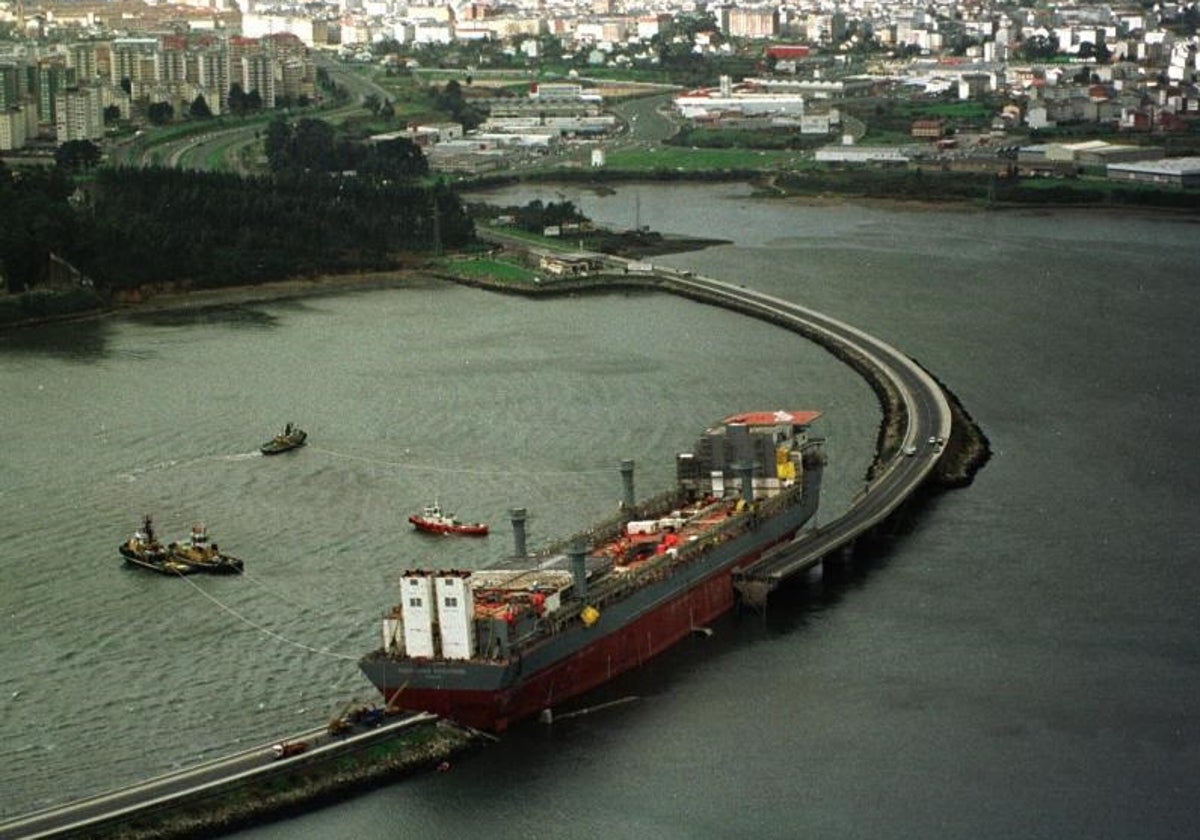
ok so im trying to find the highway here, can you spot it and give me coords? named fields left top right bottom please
left=108, top=55, right=378, bottom=174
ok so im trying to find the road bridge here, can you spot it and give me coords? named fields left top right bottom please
left=468, top=239, right=954, bottom=601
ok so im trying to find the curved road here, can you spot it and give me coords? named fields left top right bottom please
left=476, top=232, right=953, bottom=584
left=654, top=268, right=953, bottom=590
left=112, top=56, right=379, bottom=174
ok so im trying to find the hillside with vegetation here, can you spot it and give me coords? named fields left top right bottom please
left=1, top=120, right=474, bottom=324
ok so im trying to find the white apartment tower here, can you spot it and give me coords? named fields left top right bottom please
left=55, top=86, right=104, bottom=143
left=241, top=51, right=275, bottom=108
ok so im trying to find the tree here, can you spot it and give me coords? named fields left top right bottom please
left=0, top=165, right=77, bottom=292
left=147, top=101, right=174, bottom=125
left=431, top=80, right=485, bottom=130
left=190, top=94, right=213, bottom=119
left=228, top=83, right=247, bottom=116
left=54, top=139, right=102, bottom=173
left=1016, top=34, right=1058, bottom=61
left=372, top=37, right=403, bottom=57
left=291, top=118, right=337, bottom=171
left=536, top=34, right=564, bottom=62
left=361, top=137, right=428, bottom=179
left=264, top=116, right=291, bottom=171
left=436, top=80, right=465, bottom=113
left=103, top=105, right=121, bottom=125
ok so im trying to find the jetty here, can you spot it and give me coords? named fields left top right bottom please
left=0, top=713, right=479, bottom=840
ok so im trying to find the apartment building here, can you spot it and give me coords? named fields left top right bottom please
left=55, top=85, right=104, bottom=142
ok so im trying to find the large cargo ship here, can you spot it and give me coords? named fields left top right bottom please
left=360, top=411, right=823, bottom=732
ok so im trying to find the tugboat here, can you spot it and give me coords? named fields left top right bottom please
left=261, top=422, right=307, bottom=455
left=408, top=502, right=489, bottom=537
left=120, top=515, right=196, bottom=576
left=168, top=523, right=244, bottom=574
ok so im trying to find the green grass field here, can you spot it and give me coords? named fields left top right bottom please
left=439, top=256, right=539, bottom=284
left=602, top=146, right=808, bottom=171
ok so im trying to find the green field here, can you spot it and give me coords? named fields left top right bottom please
left=602, top=146, right=808, bottom=171
left=439, top=256, right=539, bottom=284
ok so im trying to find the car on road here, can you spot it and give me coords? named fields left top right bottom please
left=271, top=741, right=309, bottom=760
left=904, top=445, right=917, bottom=456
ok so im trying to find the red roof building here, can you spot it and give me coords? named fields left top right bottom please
left=765, top=45, right=810, bottom=60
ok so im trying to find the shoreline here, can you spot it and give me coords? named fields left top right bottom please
left=109, top=270, right=425, bottom=315
left=0, top=271, right=427, bottom=332
left=6, top=178, right=1196, bottom=332
left=761, top=189, right=1200, bottom=220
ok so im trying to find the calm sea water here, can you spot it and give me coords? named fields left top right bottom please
left=4, top=184, right=1199, bottom=839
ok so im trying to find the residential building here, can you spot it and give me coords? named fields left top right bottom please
left=55, top=85, right=104, bottom=143
left=720, top=7, right=779, bottom=39
left=0, top=106, right=28, bottom=150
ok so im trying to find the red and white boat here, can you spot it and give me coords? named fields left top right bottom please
left=408, top=502, right=489, bottom=537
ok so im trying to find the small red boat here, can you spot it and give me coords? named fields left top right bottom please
left=408, top=502, right=489, bottom=537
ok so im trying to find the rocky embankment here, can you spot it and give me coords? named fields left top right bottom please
left=87, top=720, right=482, bottom=840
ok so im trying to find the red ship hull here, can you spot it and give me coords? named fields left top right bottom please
left=383, top=558, right=751, bottom=732
left=408, top=516, right=489, bottom=537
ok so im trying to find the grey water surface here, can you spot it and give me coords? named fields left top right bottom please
left=3, top=183, right=1198, bottom=839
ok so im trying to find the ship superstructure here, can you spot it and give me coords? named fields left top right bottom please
left=360, top=410, right=823, bottom=732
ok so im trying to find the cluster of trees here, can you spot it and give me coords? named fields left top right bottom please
left=146, top=83, right=279, bottom=126
left=471, top=199, right=586, bottom=234
left=87, top=168, right=474, bottom=290
left=263, top=116, right=429, bottom=179
left=430, top=80, right=486, bottom=131
left=0, top=163, right=78, bottom=293
left=1014, top=35, right=1111, bottom=63
left=668, top=126, right=824, bottom=151
left=1, top=161, right=474, bottom=295
left=130, top=80, right=296, bottom=128
left=55, top=140, right=103, bottom=173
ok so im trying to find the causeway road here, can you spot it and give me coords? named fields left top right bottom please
left=649, top=268, right=954, bottom=591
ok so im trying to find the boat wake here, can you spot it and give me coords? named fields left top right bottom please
left=541, top=696, right=640, bottom=724
left=117, top=451, right=261, bottom=480
left=308, top=445, right=609, bottom=478
left=219, top=451, right=263, bottom=462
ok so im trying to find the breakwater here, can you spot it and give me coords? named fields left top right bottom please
left=4, top=718, right=483, bottom=840
left=434, top=270, right=989, bottom=489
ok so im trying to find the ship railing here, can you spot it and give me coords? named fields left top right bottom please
left=568, top=484, right=809, bottom=613
left=535, top=487, right=691, bottom=558
left=518, top=482, right=812, bottom=642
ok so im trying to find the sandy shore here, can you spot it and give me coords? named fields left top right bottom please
left=108, top=270, right=428, bottom=317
